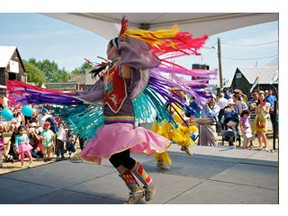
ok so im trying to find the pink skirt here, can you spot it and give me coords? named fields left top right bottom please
left=79, top=123, right=171, bottom=164
left=18, top=143, right=33, bottom=153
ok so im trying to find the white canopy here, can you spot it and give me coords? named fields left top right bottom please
left=43, top=13, right=278, bottom=39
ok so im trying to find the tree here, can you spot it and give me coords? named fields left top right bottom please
left=23, top=60, right=46, bottom=85
left=72, top=61, right=92, bottom=75
left=28, top=58, right=70, bottom=83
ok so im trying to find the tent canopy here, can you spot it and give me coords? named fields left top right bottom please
left=43, top=13, right=278, bottom=39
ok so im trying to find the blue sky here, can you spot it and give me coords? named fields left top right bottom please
left=0, top=13, right=278, bottom=86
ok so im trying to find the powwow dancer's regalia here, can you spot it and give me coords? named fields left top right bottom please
left=7, top=17, right=217, bottom=203
left=152, top=88, right=199, bottom=170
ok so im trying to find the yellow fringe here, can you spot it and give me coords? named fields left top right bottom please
left=123, top=26, right=179, bottom=47
left=151, top=121, right=173, bottom=164
left=154, top=151, right=172, bottom=165
left=170, top=124, right=197, bottom=147
left=151, top=121, right=173, bottom=140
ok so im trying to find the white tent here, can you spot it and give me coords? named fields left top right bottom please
left=43, top=13, right=278, bottom=39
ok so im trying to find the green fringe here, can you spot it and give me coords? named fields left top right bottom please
left=133, top=87, right=177, bottom=128
left=45, top=104, right=104, bottom=140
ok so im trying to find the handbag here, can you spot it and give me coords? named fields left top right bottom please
left=256, top=118, right=266, bottom=129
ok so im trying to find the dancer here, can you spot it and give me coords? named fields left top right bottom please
left=152, top=88, right=198, bottom=170
left=7, top=17, right=216, bottom=203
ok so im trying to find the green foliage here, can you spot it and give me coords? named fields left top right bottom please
left=28, top=58, right=70, bottom=82
left=71, top=61, right=92, bottom=76
left=23, top=60, right=46, bottom=85
left=71, top=68, right=81, bottom=75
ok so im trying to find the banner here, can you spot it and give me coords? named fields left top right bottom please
left=250, top=75, right=259, bottom=93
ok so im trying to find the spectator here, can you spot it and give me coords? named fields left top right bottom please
left=13, top=110, right=23, bottom=128
left=221, top=99, right=239, bottom=130
left=265, top=89, right=277, bottom=132
left=36, top=108, right=52, bottom=129
left=54, top=115, right=63, bottom=125
left=28, top=122, right=42, bottom=158
left=224, top=89, right=232, bottom=100
left=233, top=94, right=248, bottom=116
left=247, top=91, right=259, bottom=146
left=233, top=89, right=248, bottom=104
left=40, top=121, right=55, bottom=162
left=1, top=95, right=8, bottom=108
left=198, top=94, right=221, bottom=147
left=254, top=91, right=270, bottom=150
left=0, top=132, right=4, bottom=168
left=217, top=92, right=228, bottom=109
left=239, top=110, right=253, bottom=150
left=15, top=126, right=33, bottom=169
left=66, top=130, right=76, bottom=157
left=0, top=96, right=3, bottom=109
left=3, top=130, right=19, bottom=162
left=55, top=123, right=67, bottom=160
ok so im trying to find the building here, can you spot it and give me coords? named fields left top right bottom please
left=0, top=46, right=27, bottom=94
left=230, top=58, right=278, bottom=96
left=46, top=70, right=97, bottom=91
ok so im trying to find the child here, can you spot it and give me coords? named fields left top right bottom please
left=0, top=132, right=4, bottom=168
left=15, top=126, right=33, bottom=169
left=41, top=121, right=55, bottom=162
left=240, top=110, right=253, bottom=150
left=66, top=130, right=76, bottom=157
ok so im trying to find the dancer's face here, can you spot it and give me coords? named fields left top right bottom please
left=106, top=43, right=116, bottom=60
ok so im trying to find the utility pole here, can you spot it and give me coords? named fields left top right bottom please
left=217, top=37, right=223, bottom=89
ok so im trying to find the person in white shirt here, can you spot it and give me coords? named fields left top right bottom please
left=55, top=123, right=67, bottom=160
left=217, top=93, right=228, bottom=109
left=36, top=108, right=51, bottom=129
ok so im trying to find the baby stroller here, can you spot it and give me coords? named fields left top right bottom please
left=218, top=108, right=241, bottom=146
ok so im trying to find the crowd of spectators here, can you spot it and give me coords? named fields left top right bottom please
left=0, top=101, right=79, bottom=168
left=214, top=88, right=278, bottom=150
left=185, top=87, right=277, bottom=149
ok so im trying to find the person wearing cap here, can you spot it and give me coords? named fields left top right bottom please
left=198, top=93, right=221, bottom=147
left=221, top=98, right=238, bottom=121
left=40, top=121, right=55, bottom=162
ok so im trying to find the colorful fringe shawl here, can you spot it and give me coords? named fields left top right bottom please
left=6, top=17, right=217, bottom=144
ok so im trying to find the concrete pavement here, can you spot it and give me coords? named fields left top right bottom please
left=0, top=144, right=278, bottom=204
